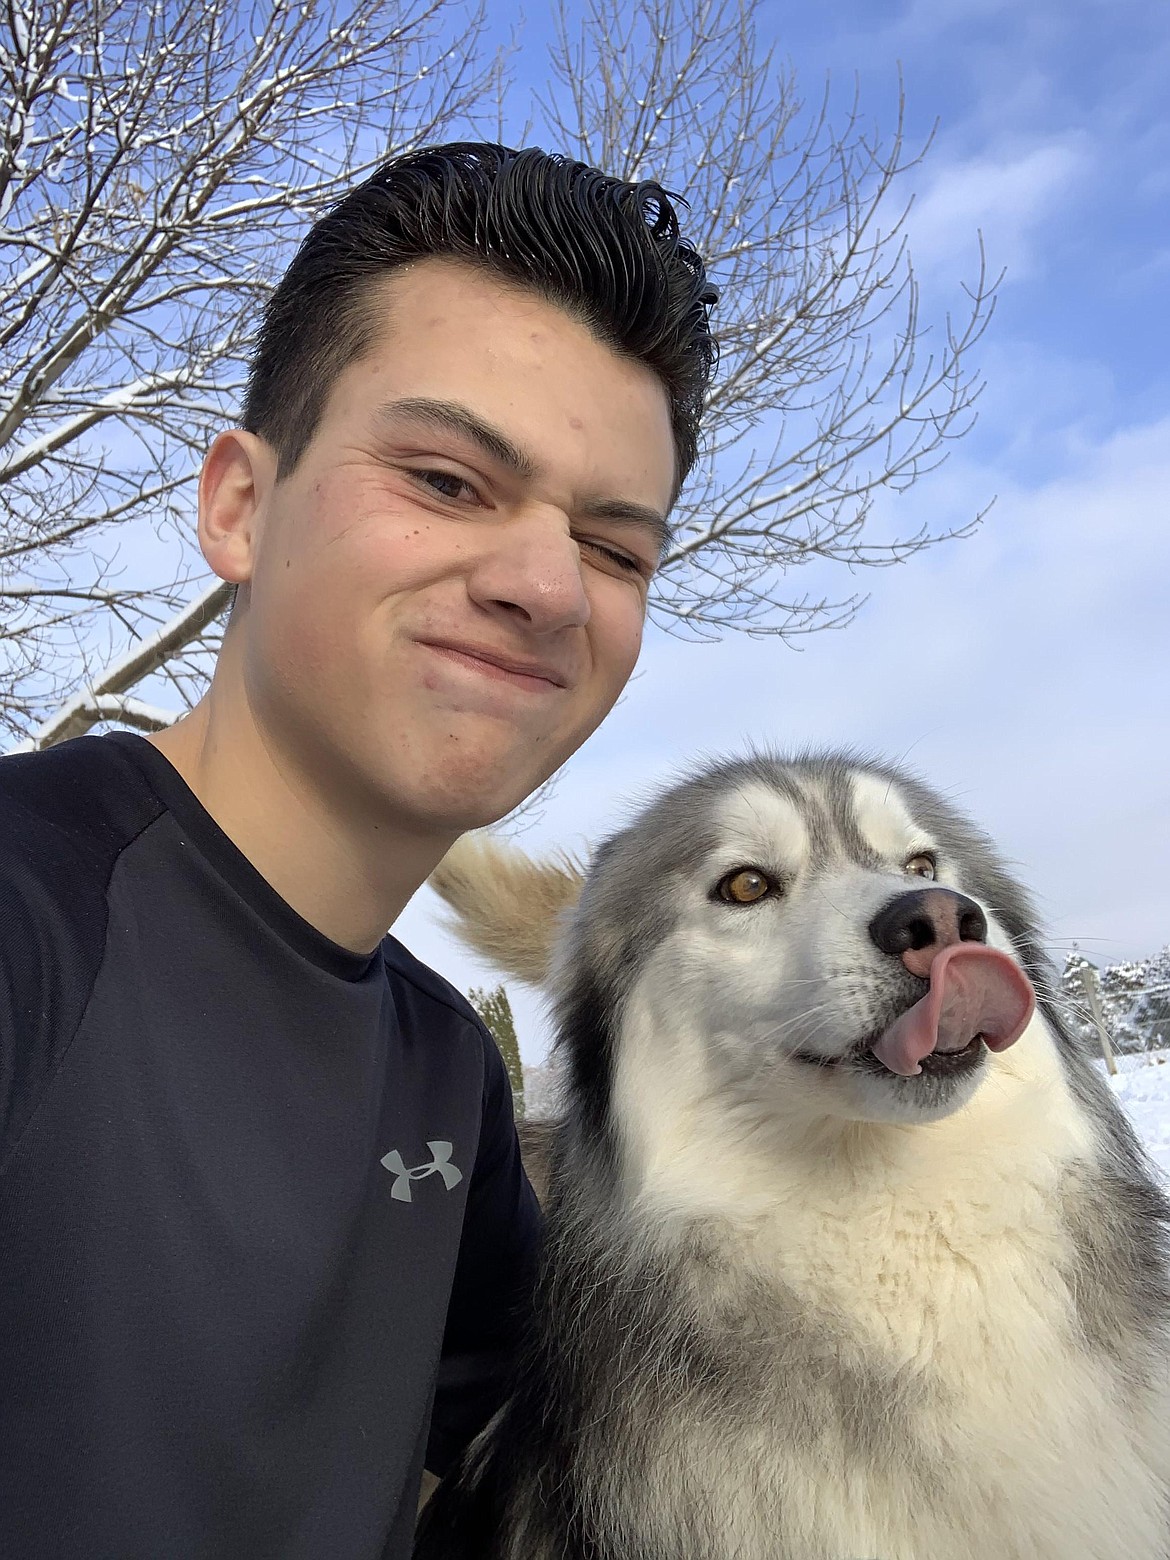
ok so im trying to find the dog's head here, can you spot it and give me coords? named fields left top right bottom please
left=549, top=752, right=1044, bottom=1130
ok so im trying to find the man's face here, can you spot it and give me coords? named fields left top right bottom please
left=229, top=259, right=677, bottom=833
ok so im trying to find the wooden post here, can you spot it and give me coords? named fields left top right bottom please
left=1079, top=967, right=1118, bottom=1076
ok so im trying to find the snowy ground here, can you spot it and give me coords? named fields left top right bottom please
left=1102, top=1047, right=1170, bottom=1178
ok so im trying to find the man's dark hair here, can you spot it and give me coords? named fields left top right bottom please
left=243, top=142, right=718, bottom=488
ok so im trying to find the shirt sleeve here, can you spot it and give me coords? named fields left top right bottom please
left=424, top=1027, right=542, bottom=1477
left=0, top=812, right=107, bottom=1169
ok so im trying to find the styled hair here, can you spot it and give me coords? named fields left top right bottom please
left=242, top=142, right=718, bottom=488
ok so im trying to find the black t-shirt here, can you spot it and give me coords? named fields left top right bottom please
left=0, top=732, right=540, bottom=1558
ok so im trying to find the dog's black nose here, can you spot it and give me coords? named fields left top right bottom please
left=868, top=888, right=988, bottom=976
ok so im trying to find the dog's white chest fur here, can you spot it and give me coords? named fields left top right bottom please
left=615, top=1012, right=1170, bottom=1559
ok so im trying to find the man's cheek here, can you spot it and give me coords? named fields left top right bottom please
left=609, top=601, right=647, bottom=684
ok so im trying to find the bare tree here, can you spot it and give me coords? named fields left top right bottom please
left=6, top=0, right=994, bottom=750
left=539, top=0, right=993, bottom=641
left=0, top=0, right=498, bottom=741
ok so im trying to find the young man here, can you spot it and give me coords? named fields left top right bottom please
left=0, top=145, right=716, bottom=1556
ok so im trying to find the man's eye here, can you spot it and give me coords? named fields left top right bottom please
left=578, top=538, right=646, bottom=575
left=410, top=468, right=476, bottom=502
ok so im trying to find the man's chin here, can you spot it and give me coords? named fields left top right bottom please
left=396, top=756, right=561, bottom=838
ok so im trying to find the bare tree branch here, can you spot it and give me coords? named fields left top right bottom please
left=12, top=579, right=231, bottom=747
left=9, top=0, right=994, bottom=753
left=538, top=0, right=995, bottom=643
left=1, top=0, right=502, bottom=734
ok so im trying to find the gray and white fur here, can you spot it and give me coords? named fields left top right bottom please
left=415, top=751, right=1170, bottom=1560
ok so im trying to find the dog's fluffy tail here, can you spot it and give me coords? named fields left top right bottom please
left=428, top=833, right=585, bottom=988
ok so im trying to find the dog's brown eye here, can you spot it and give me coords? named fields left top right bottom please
left=906, top=853, right=936, bottom=880
left=718, top=869, right=772, bottom=904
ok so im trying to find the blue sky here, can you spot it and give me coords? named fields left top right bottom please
left=393, top=0, right=1170, bottom=1063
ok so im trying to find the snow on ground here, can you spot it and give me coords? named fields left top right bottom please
left=1100, top=1048, right=1170, bottom=1178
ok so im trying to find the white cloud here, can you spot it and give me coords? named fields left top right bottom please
left=906, top=137, right=1091, bottom=279
left=393, top=412, right=1170, bottom=1064
left=379, top=1, right=1168, bottom=1071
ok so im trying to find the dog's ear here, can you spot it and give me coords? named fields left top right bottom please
left=428, top=833, right=586, bottom=988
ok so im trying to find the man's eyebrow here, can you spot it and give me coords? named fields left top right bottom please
left=577, top=497, right=674, bottom=559
left=375, top=394, right=673, bottom=556
left=374, top=396, right=536, bottom=480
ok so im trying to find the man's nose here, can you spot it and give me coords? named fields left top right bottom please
left=466, top=511, right=591, bottom=633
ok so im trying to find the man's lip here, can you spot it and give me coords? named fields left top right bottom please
left=415, top=639, right=571, bottom=689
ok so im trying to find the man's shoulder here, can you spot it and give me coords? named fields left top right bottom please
left=0, top=734, right=162, bottom=904
left=0, top=736, right=164, bottom=1160
left=381, top=935, right=486, bottom=1038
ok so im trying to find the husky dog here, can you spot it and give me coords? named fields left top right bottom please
left=416, top=752, right=1170, bottom=1560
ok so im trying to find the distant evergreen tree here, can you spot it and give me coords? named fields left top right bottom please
left=1100, top=958, right=1154, bottom=1053
left=1058, top=949, right=1101, bottom=1048
left=1130, top=946, right=1170, bottom=1051
left=1061, top=945, right=1170, bottom=1057
left=469, top=985, right=525, bottom=1119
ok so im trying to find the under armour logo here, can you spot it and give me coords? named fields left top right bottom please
left=380, top=1140, right=463, bottom=1203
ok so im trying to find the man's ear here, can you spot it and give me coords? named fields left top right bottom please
left=197, top=430, right=278, bottom=586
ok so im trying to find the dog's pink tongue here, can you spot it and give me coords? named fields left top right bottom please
left=870, top=944, right=1035, bottom=1077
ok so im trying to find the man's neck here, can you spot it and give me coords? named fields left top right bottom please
left=147, top=698, right=454, bottom=955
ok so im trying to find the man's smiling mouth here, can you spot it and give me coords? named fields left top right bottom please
left=416, top=638, right=571, bottom=690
